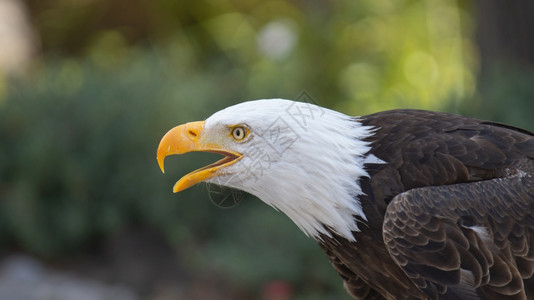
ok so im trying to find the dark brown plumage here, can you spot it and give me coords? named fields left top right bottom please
left=320, top=110, right=534, bottom=299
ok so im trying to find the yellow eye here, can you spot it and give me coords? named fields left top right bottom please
left=231, top=126, right=248, bottom=141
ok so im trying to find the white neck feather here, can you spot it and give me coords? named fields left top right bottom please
left=236, top=102, right=378, bottom=241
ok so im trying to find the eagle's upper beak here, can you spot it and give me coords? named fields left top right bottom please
left=157, top=121, right=242, bottom=193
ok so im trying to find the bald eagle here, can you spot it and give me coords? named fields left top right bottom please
left=157, top=99, right=534, bottom=300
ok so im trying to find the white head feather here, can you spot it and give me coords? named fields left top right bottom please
left=203, top=99, right=378, bottom=241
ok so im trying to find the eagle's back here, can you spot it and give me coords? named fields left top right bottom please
left=319, top=109, right=534, bottom=299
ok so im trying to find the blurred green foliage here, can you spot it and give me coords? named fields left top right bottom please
left=0, top=52, right=217, bottom=253
left=18, top=0, right=475, bottom=113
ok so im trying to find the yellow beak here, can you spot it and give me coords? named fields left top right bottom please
left=157, top=121, right=242, bottom=193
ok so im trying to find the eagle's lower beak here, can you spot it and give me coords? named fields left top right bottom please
left=157, top=121, right=242, bottom=193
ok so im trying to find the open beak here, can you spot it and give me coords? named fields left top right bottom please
left=157, top=121, right=242, bottom=193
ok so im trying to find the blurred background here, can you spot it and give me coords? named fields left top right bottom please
left=0, top=0, right=533, bottom=299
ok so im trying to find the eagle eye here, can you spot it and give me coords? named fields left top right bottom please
left=231, top=126, right=248, bottom=141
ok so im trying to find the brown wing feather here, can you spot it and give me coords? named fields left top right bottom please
left=320, top=244, right=386, bottom=299
left=383, top=169, right=534, bottom=299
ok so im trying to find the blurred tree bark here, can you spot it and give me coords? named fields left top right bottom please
left=470, top=0, right=534, bottom=129
left=474, top=0, right=534, bottom=76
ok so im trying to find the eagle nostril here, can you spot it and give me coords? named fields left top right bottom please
left=188, top=130, right=197, bottom=138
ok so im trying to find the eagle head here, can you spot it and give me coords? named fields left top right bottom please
left=157, top=99, right=378, bottom=240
